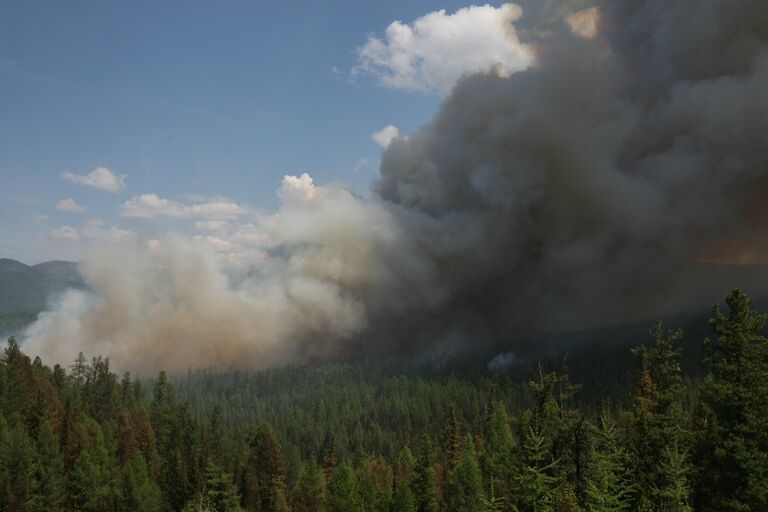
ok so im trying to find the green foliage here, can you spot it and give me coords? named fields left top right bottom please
left=121, top=452, right=162, bottom=512
left=696, top=289, right=768, bottom=510
left=28, top=421, right=65, bottom=511
left=0, top=289, right=762, bottom=512
left=328, top=461, right=360, bottom=512
left=204, top=461, right=242, bottom=512
left=291, top=460, right=327, bottom=512
left=630, top=321, right=692, bottom=511
left=444, top=436, right=483, bottom=512
left=585, top=413, right=632, bottom=512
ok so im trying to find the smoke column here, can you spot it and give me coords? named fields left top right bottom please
left=24, top=0, right=768, bottom=372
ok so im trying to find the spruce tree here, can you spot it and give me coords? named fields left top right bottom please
left=696, top=290, right=768, bottom=510
left=412, top=435, right=439, bottom=512
left=631, top=321, right=692, bottom=511
left=327, top=461, right=360, bottom=512
left=121, top=452, right=163, bottom=512
left=291, top=460, right=328, bottom=512
left=0, top=423, right=35, bottom=510
left=28, top=421, right=65, bottom=512
left=515, top=426, right=558, bottom=512
left=445, top=435, right=484, bottom=512
left=69, top=418, right=113, bottom=512
left=243, top=424, right=287, bottom=512
left=586, top=412, right=632, bottom=512
left=393, top=448, right=417, bottom=512
left=204, top=461, right=242, bottom=512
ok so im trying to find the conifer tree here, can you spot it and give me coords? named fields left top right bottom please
left=393, top=448, right=417, bottom=512
left=69, top=418, right=113, bottom=512
left=28, top=421, right=65, bottom=512
left=631, top=321, right=692, bottom=511
left=412, top=435, right=439, bottom=512
left=515, top=426, right=558, bottom=512
left=205, top=461, right=243, bottom=512
left=443, top=402, right=462, bottom=474
left=696, top=289, right=768, bottom=510
left=243, top=424, right=287, bottom=512
left=480, top=402, right=517, bottom=502
left=445, top=435, right=484, bottom=512
left=586, top=412, right=632, bottom=512
left=328, top=461, right=360, bottom=512
left=291, top=460, right=328, bottom=512
left=0, top=422, right=35, bottom=510
left=121, top=452, right=163, bottom=512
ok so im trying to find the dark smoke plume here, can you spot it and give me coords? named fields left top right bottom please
left=24, top=0, right=768, bottom=371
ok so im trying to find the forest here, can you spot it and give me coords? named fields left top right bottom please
left=0, top=289, right=766, bottom=512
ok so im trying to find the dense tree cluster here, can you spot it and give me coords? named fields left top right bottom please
left=0, top=290, right=766, bottom=511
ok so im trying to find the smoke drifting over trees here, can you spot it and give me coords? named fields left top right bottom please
left=24, top=0, right=768, bottom=371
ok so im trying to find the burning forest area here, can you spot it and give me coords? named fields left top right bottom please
left=0, top=0, right=767, bottom=510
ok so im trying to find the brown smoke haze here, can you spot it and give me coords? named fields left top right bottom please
left=23, top=0, right=768, bottom=372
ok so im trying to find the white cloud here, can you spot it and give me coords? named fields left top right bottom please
left=50, top=226, right=80, bottom=241
left=372, top=125, right=400, bottom=148
left=82, top=219, right=135, bottom=242
left=55, top=198, right=86, bottom=213
left=62, top=166, right=126, bottom=193
left=121, top=193, right=248, bottom=220
left=277, top=173, right=320, bottom=205
left=50, top=220, right=135, bottom=243
left=195, top=220, right=230, bottom=231
left=354, top=3, right=532, bottom=94
left=353, top=158, right=369, bottom=172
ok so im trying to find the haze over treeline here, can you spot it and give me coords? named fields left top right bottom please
left=21, top=0, right=768, bottom=372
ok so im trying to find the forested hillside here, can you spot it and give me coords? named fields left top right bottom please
left=0, top=259, right=82, bottom=336
left=1, top=290, right=767, bottom=511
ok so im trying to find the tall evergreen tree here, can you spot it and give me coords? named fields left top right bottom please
left=515, top=426, right=558, bottom=512
left=586, top=412, right=632, bottom=512
left=0, top=422, right=35, bottom=510
left=412, top=435, right=439, bottom=512
left=445, top=435, right=484, bottom=512
left=696, top=289, right=768, bottom=511
left=328, top=461, right=360, bottom=512
left=631, top=321, right=692, bottom=511
left=28, top=421, right=65, bottom=512
left=121, top=452, right=163, bottom=512
left=205, top=461, right=243, bottom=512
left=291, top=460, right=327, bottom=512
left=242, top=424, right=287, bottom=512
left=69, top=418, right=113, bottom=512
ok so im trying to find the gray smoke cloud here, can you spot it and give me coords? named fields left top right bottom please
left=23, top=0, right=768, bottom=372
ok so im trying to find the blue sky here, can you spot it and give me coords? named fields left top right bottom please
left=0, top=0, right=530, bottom=263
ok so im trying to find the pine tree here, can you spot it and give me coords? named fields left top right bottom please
left=696, top=289, right=768, bottom=511
left=392, top=448, right=416, bottom=512
left=205, top=461, right=243, bottom=512
left=515, top=426, right=558, bottom=512
left=631, top=321, right=692, bottom=511
left=412, top=435, right=439, bottom=512
left=28, top=421, right=65, bottom=512
left=328, top=461, right=360, bottom=512
left=121, top=452, right=163, bottom=512
left=242, top=424, right=287, bottom=512
left=586, top=412, right=632, bottom=512
left=0, top=423, right=35, bottom=510
left=291, top=460, right=328, bottom=512
left=69, top=418, right=113, bottom=512
left=445, top=435, right=484, bottom=512
left=480, top=402, right=517, bottom=502
left=443, top=403, right=462, bottom=474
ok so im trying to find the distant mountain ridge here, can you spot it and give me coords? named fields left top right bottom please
left=0, top=258, right=84, bottom=315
